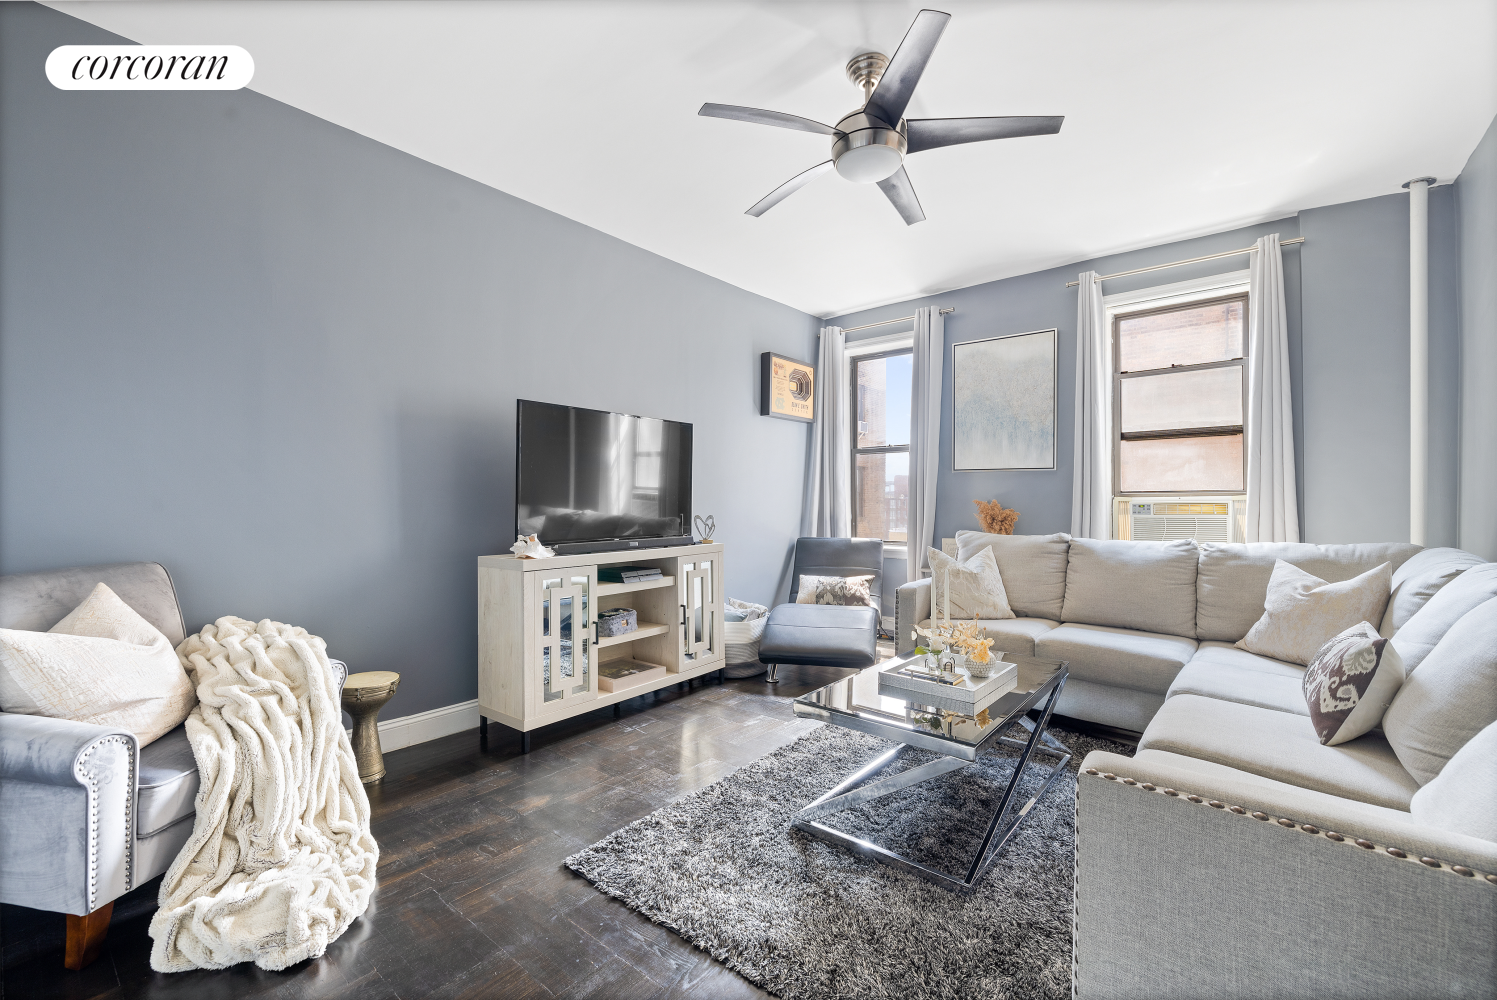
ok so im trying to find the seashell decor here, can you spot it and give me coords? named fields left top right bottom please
left=510, top=533, right=555, bottom=559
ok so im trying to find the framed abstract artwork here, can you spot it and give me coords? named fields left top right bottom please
left=952, top=328, right=1057, bottom=471
left=760, top=352, right=815, bottom=423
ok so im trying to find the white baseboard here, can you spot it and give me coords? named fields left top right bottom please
left=346, top=698, right=479, bottom=753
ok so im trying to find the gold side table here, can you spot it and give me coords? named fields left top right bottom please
left=342, top=670, right=400, bottom=784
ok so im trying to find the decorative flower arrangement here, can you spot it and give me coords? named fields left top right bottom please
left=912, top=620, right=994, bottom=663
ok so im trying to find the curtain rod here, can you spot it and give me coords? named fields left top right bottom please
left=1064, top=237, right=1305, bottom=288
left=838, top=306, right=955, bottom=334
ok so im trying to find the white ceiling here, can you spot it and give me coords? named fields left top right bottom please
left=50, top=1, right=1497, bottom=318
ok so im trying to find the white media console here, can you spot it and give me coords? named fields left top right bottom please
left=476, top=542, right=724, bottom=752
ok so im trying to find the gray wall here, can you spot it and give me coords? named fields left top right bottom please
left=830, top=188, right=1471, bottom=582
left=1298, top=188, right=1461, bottom=546
left=829, top=217, right=1306, bottom=587
left=0, top=3, right=818, bottom=720
left=1457, top=114, right=1497, bottom=560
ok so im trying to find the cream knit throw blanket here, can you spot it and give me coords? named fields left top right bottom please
left=148, top=617, right=378, bottom=972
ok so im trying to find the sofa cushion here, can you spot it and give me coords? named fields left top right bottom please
left=1381, top=547, right=1488, bottom=636
left=1195, top=542, right=1420, bottom=642
left=1060, top=539, right=1198, bottom=637
left=1139, top=694, right=1420, bottom=809
left=1382, top=595, right=1497, bottom=785
left=1035, top=623, right=1196, bottom=695
left=954, top=531, right=1070, bottom=621
left=1167, top=644, right=1307, bottom=716
left=1410, top=719, right=1497, bottom=843
left=1389, top=563, right=1497, bottom=673
left=921, top=616, right=1057, bottom=658
left=137, top=723, right=199, bottom=838
left=1236, top=560, right=1391, bottom=666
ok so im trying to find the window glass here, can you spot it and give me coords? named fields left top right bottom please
left=1118, top=298, right=1244, bottom=372
left=854, top=451, right=908, bottom=542
left=1119, top=435, right=1244, bottom=493
left=855, top=354, right=912, bottom=448
left=1120, top=367, right=1242, bottom=433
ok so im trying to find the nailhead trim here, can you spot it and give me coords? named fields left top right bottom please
left=74, top=734, right=136, bottom=910
left=1081, top=769, right=1496, bottom=887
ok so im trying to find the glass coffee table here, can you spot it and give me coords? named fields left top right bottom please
left=791, top=653, right=1070, bottom=893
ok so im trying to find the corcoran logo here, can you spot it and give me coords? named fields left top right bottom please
left=46, top=45, right=254, bottom=90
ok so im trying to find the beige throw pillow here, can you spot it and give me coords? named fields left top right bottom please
left=795, top=574, right=876, bottom=609
left=0, top=582, right=196, bottom=746
left=928, top=546, right=1015, bottom=620
left=1237, top=560, right=1392, bottom=666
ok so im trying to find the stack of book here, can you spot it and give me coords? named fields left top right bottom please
left=599, top=565, right=663, bottom=584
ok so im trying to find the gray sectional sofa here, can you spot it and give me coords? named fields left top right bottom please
left=899, top=531, right=1497, bottom=998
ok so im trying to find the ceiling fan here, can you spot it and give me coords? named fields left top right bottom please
left=699, top=8, right=1062, bottom=225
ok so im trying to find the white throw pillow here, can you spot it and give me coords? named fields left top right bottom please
left=1301, top=621, right=1405, bottom=746
left=0, top=582, right=195, bottom=746
left=1382, top=595, right=1497, bottom=785
left=928, top=546, right=1015, bottom=621
left=1410, top=719, right=1497, bottom=842
left=1237, top=560, right=1391, bottom=666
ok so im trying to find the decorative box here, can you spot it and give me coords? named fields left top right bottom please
left=597, top=607, right=638, bottom=638
left=878, top=658, right=1018, bottom=715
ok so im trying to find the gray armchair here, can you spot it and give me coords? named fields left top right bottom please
left=0, top=562, right=346, bottom=969
left=758, top=537, right=884, bottom=682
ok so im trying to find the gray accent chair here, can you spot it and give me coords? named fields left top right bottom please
left=0, top=562, right=347, bottom=968
left=758, top=537, right=883, bottom=683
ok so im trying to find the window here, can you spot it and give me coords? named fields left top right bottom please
left=1113, top=294, right=1247, bottom=495
left=850, top=348, right=912, bottom=542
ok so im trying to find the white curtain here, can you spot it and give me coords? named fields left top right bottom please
left=908, top=307, right=944, bottom=576
left=1071, top=271, right=1111, bottom=539
left=1245, top=234, right=1301, bottom=542
left=803, top=325, right=850, bottom=538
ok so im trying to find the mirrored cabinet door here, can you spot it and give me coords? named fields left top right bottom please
left=680, top=554, right=722, bottom=665
left=534, top=571, right=597, bottom=706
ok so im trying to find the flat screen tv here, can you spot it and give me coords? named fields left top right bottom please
left=515, top=400, right=693, bottom=555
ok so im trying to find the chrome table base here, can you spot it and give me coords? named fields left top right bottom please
left=791, top=680, right=1071, bottom=893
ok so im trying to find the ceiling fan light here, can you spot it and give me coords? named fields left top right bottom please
left=835, top=143, right=903, bottom=183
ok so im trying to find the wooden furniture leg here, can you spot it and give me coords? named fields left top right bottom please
left=64, top=902, right=113, bottom=970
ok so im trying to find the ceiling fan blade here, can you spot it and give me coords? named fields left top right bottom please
left=876, top=166, right=926, bottom=225
left=746, top=160, right=836, bottom=217
left=906, top=116, right=1064, bottom=154
left=699, top=103, right=840, bottom=136
left=864, top=9, right=951, bottom=126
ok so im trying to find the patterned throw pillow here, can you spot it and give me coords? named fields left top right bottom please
left=1238, top=559, right=1392, bottom=665
left=795, top=574, right=876, bottom=609
left=1302, top=621, right=1406, bottom=746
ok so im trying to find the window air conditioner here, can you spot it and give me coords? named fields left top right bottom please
left=1116, top=498, right=1244, bottom=543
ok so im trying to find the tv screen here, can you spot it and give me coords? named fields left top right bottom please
left=516, top=400, right=692, bottom=548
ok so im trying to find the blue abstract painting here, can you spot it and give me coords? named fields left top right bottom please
left=953, top=329, right=1056, bottom=470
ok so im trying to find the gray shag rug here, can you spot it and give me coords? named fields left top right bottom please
left=566, top=722, right=1133, bottom=1000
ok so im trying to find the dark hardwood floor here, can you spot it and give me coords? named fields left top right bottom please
left=2, top=664, right=854, bottom=1000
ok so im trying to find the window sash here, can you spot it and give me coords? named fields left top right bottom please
left=850, top=347, right=913, bottom=541
left=1112, top=294, right=1249, bottom=497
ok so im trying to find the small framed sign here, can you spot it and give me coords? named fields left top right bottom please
left=760, top=352, right=815, bottom=423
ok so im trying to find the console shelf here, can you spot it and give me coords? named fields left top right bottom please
left=596, top=621, right=669, bottom=647
left=596, top=575, right=675, bottom=597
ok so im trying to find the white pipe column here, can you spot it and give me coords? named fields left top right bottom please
left=1404, top=176, right=1436, bottom=546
